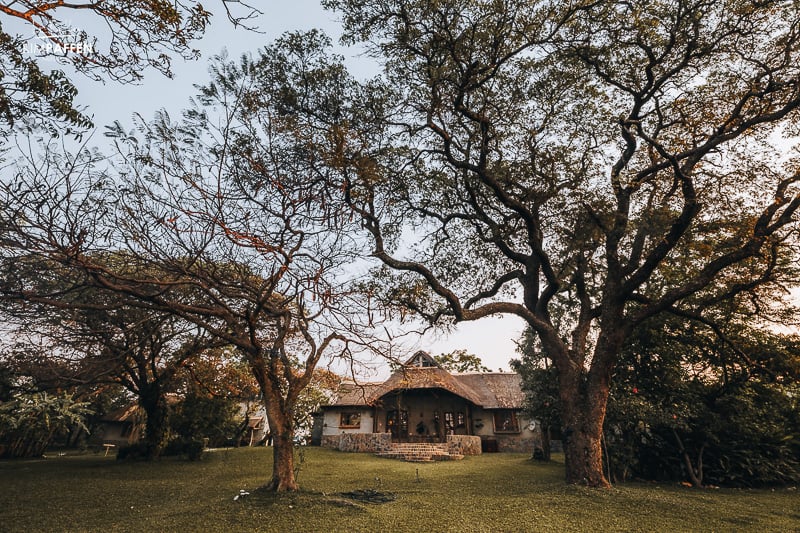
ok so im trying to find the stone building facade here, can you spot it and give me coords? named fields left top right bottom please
left=319, top=351, right=541, bottom=454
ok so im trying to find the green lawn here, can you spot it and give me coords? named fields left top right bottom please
left=1, top=447, right=798, bottom=532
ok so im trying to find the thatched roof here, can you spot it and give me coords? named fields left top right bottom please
left=366, top=366, right=485, bottom=405
left=329, top=381, right=384, bottom=407
left=454, top=372, right=525, bottom=409
left=326, top=369, right=525, bottom=410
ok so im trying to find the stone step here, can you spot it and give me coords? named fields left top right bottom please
left=393, top=447, right=445, bottom=450
left=387, top=444, right=449, bottom=450
left=375, top=443, right=464, bottom=463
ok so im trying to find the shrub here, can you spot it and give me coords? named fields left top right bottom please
left=162, top=438, right=205, bottom=461
left=116, top=442, right=152, bottom=461
left=0, top=392, right=91, bottom=458
left=169, top=394, right=238, bottom=448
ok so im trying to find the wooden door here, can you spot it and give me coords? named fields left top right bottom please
left=386, top=409, right=408, bottom=440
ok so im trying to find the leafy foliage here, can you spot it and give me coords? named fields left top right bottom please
left=162, top=437, right=205, bottom=461
left=512, top=327, right=564, bottom=461
left=169, top=393, right=240, bottom=448
left=434, top=350, right=491, bottom=372
left=0, top=29, right=91, bottom=136
left=291, top=368, right=342, bottom=440
left=0, top=272, right=220, bottom=459
left=0, top=1, right=212, bottom=136
left=0, top=392, right=91, bottom=458
left=602, top=316, right=800, bottom=487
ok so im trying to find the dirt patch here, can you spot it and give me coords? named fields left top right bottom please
left=337, top=489, right=397, bottom=504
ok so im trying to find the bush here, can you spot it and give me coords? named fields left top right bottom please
left=116, top=442, right=152, bottom=461
left=162, top=438, right=205, bottom=461
left=169, top=393, right=238, bottom=448
left=604, top=379, right=800, bottom=487
left=0, top=392, right=91, bottom=458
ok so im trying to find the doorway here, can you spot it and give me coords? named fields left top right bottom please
left=386, top=409, right=408, bottom=440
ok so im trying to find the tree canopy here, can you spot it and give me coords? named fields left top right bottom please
left=0, top=31, right=382, bottom=491
left=0, top=1, right=214, bottom=136
left=604, top=315, right=800, bottom=487
left=1, top=257, right=223, bottom=457
left=434, top=350, right=491, bottom=372
left=326, top=0, right=800, bottom=486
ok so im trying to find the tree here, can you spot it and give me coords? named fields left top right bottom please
left=325, top=0, right=800, bottom=486
left=0, top=1, right=265, bottom=137
left=174, top=347, right=262, bottom=447
left=71, top=307, right=217, bottom=458
left=511, top=328, right=560, bottom=462
left=434, top=350, right=490, bottom=372
left=602, top=315, right=800, bottom=487
left=1, top=275, right=219, bottom=458
left=0, top=32, right=380, bottom=491
left=0, top=1, right=215, bottom=136
left=291, top=368, right=342, bottom=440
left=170, top=392, right=240, bottom=449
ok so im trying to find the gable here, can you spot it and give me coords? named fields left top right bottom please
left=403, top=350, right=440, bottom=368
left=368, top=366, right=484, bottom=405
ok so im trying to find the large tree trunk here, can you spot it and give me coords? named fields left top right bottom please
left=249, top=354, right=301, bottom=492
left=560, top=391, right=610, bottom=487
left=548, top=305, right=624, bottom=487
left=540, top=426, right=552, bottom=461
left=138, top=385, right=169, bottom=459
left=554, top=344, right=615, bottom=488
left=261, top=407, right=299, bottom=492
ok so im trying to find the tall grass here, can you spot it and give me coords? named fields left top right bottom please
left=1, top=447, right=797, bottom=532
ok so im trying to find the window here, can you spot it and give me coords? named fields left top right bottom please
left=444, top=411, right=455, bottom=430
left=340, top=411, right=361, bottom=428
left=411, top=353, right=437, bottom=367
left=493, top=410, right=520, bottom=433
left=444, top=411, right=466, bottom=431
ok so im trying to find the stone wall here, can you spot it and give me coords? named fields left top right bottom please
left=321, top=432, right=392, bottom=453
left=446, top=434, right=482, bottom=456
left=321, top=433, right=485, bottom=456
left=495, top=434, right=540, bottom=453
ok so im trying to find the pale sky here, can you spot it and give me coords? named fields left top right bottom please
left=71, top=1, right=351, bottom=133
left=14, top=1, right=527, bottom=374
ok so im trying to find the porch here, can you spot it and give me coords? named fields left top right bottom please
left=374, top=388, right=477, bottom=441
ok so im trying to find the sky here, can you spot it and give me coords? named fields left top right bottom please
left=62, top=1, right=358, bottom=135
left=7, top=1, right=528, bottom=374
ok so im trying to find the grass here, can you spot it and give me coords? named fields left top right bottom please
left=1, top=447, right=798, bottom=532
